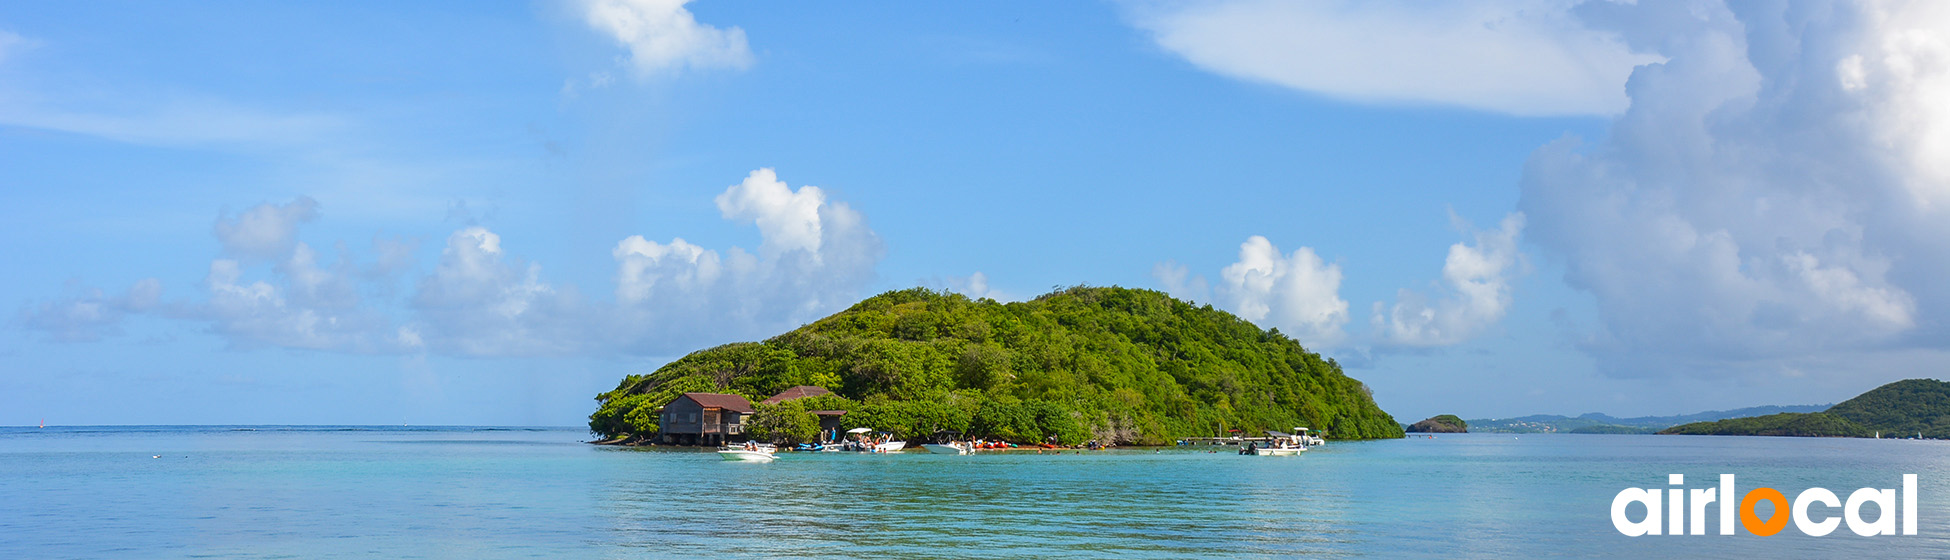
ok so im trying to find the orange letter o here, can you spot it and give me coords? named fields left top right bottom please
left=1741, top=488, right=1790, bottom=536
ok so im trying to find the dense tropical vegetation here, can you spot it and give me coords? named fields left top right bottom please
left=1659, top=379, right=1950, bottom=438
left=591, top=286, right=1404, bottom=445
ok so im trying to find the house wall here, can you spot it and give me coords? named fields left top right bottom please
left=661, top=398, right=704, bottom=434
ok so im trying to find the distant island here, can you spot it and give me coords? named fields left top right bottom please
left=1660, top=379, right=1950, bottom=438
left=1467, top=405, right=1832, bottom=434
left=589, top=287, right=1405, bottom=446
left=1406, top=415, right=1467, bottom=433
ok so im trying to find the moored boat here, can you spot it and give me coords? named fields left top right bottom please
left=719, top=442, right=777, bottom=462
left=920, top=442, right=970, bottom=455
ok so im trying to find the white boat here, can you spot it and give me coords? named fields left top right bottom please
left=874, top=441, right=908, bottom=453
left=1240, top=429, right=1308, bottom=456
left=920, top=442, right=970, bottom=455
left=718, top=443, right=777, bottom=462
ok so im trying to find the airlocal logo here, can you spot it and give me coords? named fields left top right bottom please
left=1612, top=474, right=1918, bottom=537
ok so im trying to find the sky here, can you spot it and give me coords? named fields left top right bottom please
left=5, top=0, right=1949, bottom=427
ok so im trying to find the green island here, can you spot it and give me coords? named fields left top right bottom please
left=590, top=286, right=1404, bottom=445
left=1659, top=379, right=1950, bottom=438
left=1406, top=415, right=1467, bottom=433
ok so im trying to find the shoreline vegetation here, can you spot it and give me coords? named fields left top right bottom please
left=1658, top=379, right=1950, bottom=438
left=589, top=286, right=1404, bottom=446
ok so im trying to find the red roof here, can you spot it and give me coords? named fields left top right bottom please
left=760, top=385, right=832, bottom=405
left=679, top=393, right=754, bottom=414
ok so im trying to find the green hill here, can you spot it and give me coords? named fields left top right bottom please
left=1406, top=414, right=1467, bottom=433
left=1659, top=379, right=1950, bottom=438
left=590, top=286, right=1404, bottom=445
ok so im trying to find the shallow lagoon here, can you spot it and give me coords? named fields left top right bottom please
left=3, top=426, right=1946, bottom=558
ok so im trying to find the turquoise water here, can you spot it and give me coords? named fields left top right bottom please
left=3, top=427, right=1947, bottom=558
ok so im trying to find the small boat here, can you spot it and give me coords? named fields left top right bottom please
left=1239, top=430, right=1308, bottom=456
left=718, top=442, right=777, bottom=462
left=921, top=442, right=971, bottom=455
left=843, top=428, right=907, bottom=453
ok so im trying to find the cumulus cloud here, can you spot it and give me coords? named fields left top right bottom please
left=1126, top=0, right=1662, bottom=116
left=580, top=0, right=753, bottom=76
left=1218, top=237, right=1350, bottom=347
left=1519, top=0, right=1950, bottom=378
left=1374, top=213, right=1526, bottom=348
left=605, top=168, right=884, bottom=352
left=1158, top=237, right=1351, bottom=347
left=409, top=227, right=584, bottom=357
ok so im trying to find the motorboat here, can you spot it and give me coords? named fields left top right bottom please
left=1240, top=430, right=1308, bottom=456
left=718, top=442, right=777, bottom=462
left=920, top=442, right=971, bottom=455
left=844, top=428, right=906, bottom=453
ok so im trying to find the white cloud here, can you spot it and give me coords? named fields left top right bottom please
left=1126, top=0, right=1662, bottom=116
left=1519, top=0, right=1950, bottom=378
left=409, top=227, right=584, bottom=357
left=1192, top=236, right=1350, bottom=347
left=1374, top=213, right=1526, bottom=347
left=214, top=196, right=319, bottom=260
left=714, top=168, right=825, bottom=257
left=580, top=0, right=753, bottom=76
left=604, top=168, right=884, bottom=352
left=25, top=171, right=884, bottom=358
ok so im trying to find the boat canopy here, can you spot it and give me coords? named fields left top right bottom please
left=846, top=427, right=873, bottom=434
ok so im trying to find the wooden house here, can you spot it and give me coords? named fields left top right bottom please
left=657, top=393, right=755, bottom=446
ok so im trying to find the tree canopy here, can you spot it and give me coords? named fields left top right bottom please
left=1659, top=379, right=1950, bottom=438
left=590, top=286, right=1403, bottom=444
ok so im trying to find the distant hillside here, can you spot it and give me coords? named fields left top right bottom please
left=1660, top=379, right=1950, bottom=438
left=1467, top=404, right=1831, bottom=434
left=589, top=287, right=1404, bottom=445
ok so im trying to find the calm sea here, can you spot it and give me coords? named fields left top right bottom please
left=2, top=426, right=1946, bottom=558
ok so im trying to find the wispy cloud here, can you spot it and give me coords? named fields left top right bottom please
left=1125, top=0, right=1661, bottom=116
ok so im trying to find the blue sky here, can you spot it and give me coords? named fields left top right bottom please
left=6, top=1, right=1948, bottom=426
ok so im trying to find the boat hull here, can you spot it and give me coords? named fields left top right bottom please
left=1245, top=447, right=1305, bottom=456
left=920, top=443, right=970, bottom=455
left=874, top=441, right=907, bottom=453
left=718, top=450, right=776, bottom=462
